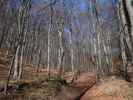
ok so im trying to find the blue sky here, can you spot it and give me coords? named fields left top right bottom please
left=31, top=0, right=117, bottom=34
left=35, top=0, right=114, bottom=15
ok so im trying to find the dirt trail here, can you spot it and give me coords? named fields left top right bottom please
left=61, top=74, right=133, bottom=100
left=80, top=77, right=133, bottom=100
left=55, top=72, right=96, bottom=100
left=80, top=85, right=124, bottom=100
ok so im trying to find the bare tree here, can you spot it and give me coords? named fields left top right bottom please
left=117, top=0, right=133, bottom=81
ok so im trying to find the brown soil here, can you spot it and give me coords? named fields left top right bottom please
left=81, top=77, right=133, bottom=100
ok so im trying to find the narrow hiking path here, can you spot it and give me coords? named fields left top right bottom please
left=55, top=72, right=97, bottom=100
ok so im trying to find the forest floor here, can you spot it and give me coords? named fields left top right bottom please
left=0, top=70, right=133, bottom=100
left=0, top=49, right=133, bottom=100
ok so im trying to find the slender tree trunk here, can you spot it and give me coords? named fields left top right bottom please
left=13, top=45, right=20, bottom=79
left=4, top=55, right=15, bottom=94
left=47, top=1, right=53, bottom=79
left=47, top=20, right=51, bottom=79
left=36, top=48, right=41, bottom=73
left=120, top=33, right=129, bottom=81
left=58, top=31, right=64, bottom=77
left=18, top=45, right=24, bottom=80
left=69, top=27, right=74, bottom=75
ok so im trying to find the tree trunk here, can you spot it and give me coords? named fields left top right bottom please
left=13, top=45, right=20, bottom=79
left=58, top=31, right=64, bottom=78
left=118, top=0, right=133, bottom=81
left=120, top=0, right=133, bottom=63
